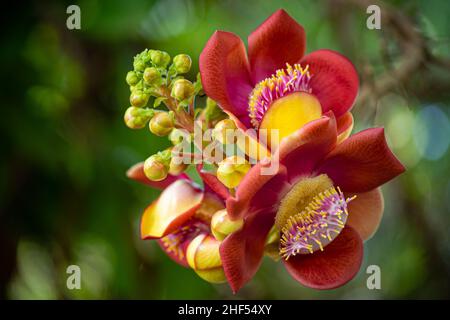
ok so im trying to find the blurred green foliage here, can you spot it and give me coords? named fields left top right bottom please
left=1, top=0, right=449, bottom=299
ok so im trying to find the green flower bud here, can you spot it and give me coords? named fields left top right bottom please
left=124, top=107, right=153, bottom=129
left=169, top=128, right=191, bottom=145
left=150, top=50, right=170, bottom=68
left=130, top=91, right=149, bottom=107
left=168, top=157, right=188, bottom=175
left=126, top=71, right=140, bottom=86
left=143, top=155, right=169, bottom=181
left=171, top=79, right=195, bottom=101
left=133, top=59, right=146, bottom=72
left=149, top=112, right=175, bottom=136
left=217, top=156, right=251, bottom=189
left=173, top=54, right=192, bottom=74
left=212, top=119, right=237, bottom=144
left=143, top=67, right=161, bottom=86
left=211, top=209, right=243, bottom=241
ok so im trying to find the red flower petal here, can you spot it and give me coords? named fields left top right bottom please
left=248, top=9, right=306, bottom=83
left=220, top=209, right=276, bottom=293
left=317, top=128, right=405, bottom=193
left=197, top=164, right=230, bottom=201
left=226, top=162, right=288, bottom=220
left=346, top=188, right=384, bottom=241
left=126, top=162, right=190, bottom=190
left=300, top=49, right=359, bottom=118
left=200, top=31, right=254, bottom=128
left=140, top=180, right=203, bottom=240
left=283, top=226, right=363, bottom=289
left=276, top=115, right=337, bottom=182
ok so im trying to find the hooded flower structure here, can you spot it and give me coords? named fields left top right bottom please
left=127, top=163, right=228, bottom=283
left=200, top=9, right=357, bottom=150
left=219, top=116, right=404, bottom=292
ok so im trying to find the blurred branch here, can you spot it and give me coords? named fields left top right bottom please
left=333, top=0, right=450, bottom=107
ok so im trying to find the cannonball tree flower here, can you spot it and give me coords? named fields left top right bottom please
left=200, top=9, right=357, bottom=150
left=219, top=116, right=405, bottom=292
left=127, top=163, right=228, bottom=283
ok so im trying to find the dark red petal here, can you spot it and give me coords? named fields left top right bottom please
left=283, top=226, right=363, bottom=290
left=220, top=209, right=276, bottom=293
left=300, top=49, right=359, bottom=118
left=197, top=164, right=230, bottom=201
left=226, top=162, right=288, bottom=220
left=126, top=162, right=190, bottom=189
left=317, top=128, right=405, bottom=193
left=200, top=31, right=253, bottom=128
left=276, top=115, right=337, bottom=182
left=248, top=9, right=306, bottom=83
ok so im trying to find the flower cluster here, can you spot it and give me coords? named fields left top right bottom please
left=124, top=9, right=405, bottom=292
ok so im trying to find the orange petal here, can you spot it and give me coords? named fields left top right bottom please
left=140, top=180, right=203, bottom=239
left=346, top=188, right=384, bottom=241
left=336, top=112, right=354, bottom=143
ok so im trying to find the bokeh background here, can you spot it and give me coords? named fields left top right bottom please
left=1, top=0, right=449, bottom=299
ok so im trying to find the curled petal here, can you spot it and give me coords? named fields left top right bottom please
left=300, top=49, right=359, bottom=118
left=346, top=188, right=384, bottom=241
left=127, top=162, right=189, bottom=190
left=200, top=31, right=253, bottom=128
left=276, top=115, right=337, bottom=182
left=226, top=162, right=288, bottom=220
left=336, top=112, right=354, bottom=143
left=248, top=9, right=306, bottom=83
left=283, top=226, right=363, bottom=289
left=197, top=164, right=230, bottom=201
left=317, top=128, right=405, bottom=193
left=140, top=180, right=203, bottom=239
left=220, top=209, right=276, bottom=293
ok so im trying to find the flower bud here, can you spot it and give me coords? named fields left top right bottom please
left=133, top=59, right=146, bottom=72
left=211, top=209, right=243, bottom=241
left=150, top=50, right=170, bottom=68
left=169, top=128, right=191, bottom=145
left=124, top=107, right=153, bottom=129
left=143, top=155, right=169, bottom=181
left=186, top=234, right=226, bottom=283
left=173, top=54, right=192, bottom=74
left=212, top=119, right=237, bottom=144
left=217, top=156, right=251, bottom=189
left=130, top=91, right=149, bottom=108
left=171, top=79, right=195, bottom=101
left=126, top=71, right=140, bottom=86
left=143, top=67, right=161, bottom=86
left=149, top=112, right=174, bottom=136
left=168, top=157, right=188, bottom=175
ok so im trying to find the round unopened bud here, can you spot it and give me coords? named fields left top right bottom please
left=169, top=128, right=191, bottom=145
left=186, top=234, right=226, bottom=284
left=143, top=155, right=169, bottom=181
left=143, top=67, right=161, bottom=86
left=150, top=50, right=170, bottom=68
left=126, top=71, right=139, bottom=86
left=173, top=54, right=192, bottom=74
left=217, top=156, right=251, bottom=189
left=212, top=119, right=237, bottom=144
left=171, top=79, right=195, bottom=101
left=124, top=107, right=152, bottom=129
left=168, top=157, right=188, bottom=175
left=133, top=59, right=146, bottom=72
left=149, top=112, right=174, bottom=136
left=130, top=91, right=149, bottom=108
left=211, top=209, right=243, bottom=241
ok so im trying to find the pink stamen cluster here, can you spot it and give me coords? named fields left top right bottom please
left=280, top=187, right=356, bottom=259
left=248, top=63, right=312, bottom=129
